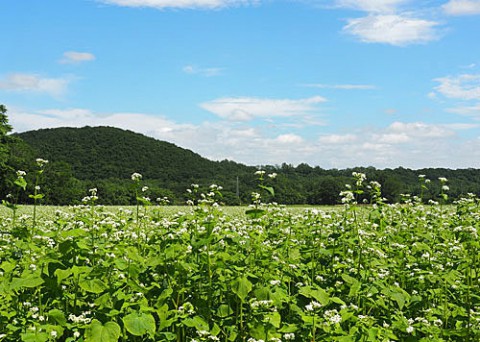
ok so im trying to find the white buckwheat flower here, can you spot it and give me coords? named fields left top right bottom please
left=131, top=172, right=142, bottom=181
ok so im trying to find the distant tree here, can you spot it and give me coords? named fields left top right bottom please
left=307, top=176, right=343, bottom=205
left=43, top=161, right=85, bottom=204
left=296, top=162, right=313, bottom=175
left=0, top=105, right=15, bottom=197
left=0, top=105, right=13, bottom=168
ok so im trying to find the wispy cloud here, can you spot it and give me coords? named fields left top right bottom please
left=433, top=74, right=480, bottom=100
left=200, top=96, right=327, bottom=121
left=182, top=65, right=223, bottom=77
left=343, top=14, right=439, bottom=46
left=0, top=73, right=70, bottom=97
left=334, top=0, right=409, bottom=13
left=60, top=51, right=96, bottom=64
left=331, top=0, right=441, bottom=46
left=447, top=103, right=480, bottom=119
left=443, top=0, right=480, bottom=16
left=98, top=0, right=259, bottom=9
left=302, top=83, right=376, bottom=90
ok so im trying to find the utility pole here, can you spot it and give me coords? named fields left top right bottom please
left=236, top=176, right=240, bottom=204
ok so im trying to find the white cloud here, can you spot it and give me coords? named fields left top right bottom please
left=200, top=96, right=327, bottom=121
left=314, top=121, right=478, bottom=168
left=447, top=103, right=480, bottom=119
left=60, top=51, right=96, bottom=64
left=433, top=74, right=480, bottom=100
left=302, top=83, right=376, bottom=90
left=274, top=133, right=304, bottom=144
left=99, top=0, right=258, bottom=9
left=182, top=65, right=223, bottom=77
left=343, top=14, right=439, bottom=46
left=319, top=133, right=357, bottom=144
left=0, top=73, right=70, bottom=97
left=335, top=0, right=409, bottom=13
left=384, top=121, right=456, bottom=139
left=443, top=0, right=480, bottom=15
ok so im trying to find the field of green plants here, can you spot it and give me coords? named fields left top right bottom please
left=1, top=169, right=479, bottom=341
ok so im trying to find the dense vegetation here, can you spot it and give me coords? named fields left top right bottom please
left=1, top=172, right=479, bottom=341
left=1, top=105, right=480, bottom=205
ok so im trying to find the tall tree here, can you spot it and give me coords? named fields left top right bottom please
left=0, top=105, right=13, bottom=167
left=0, top=105, right=14, bottom=197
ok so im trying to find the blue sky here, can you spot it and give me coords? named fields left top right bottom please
left=1, top=0, right=480, bottom=169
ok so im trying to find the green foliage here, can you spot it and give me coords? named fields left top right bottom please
left=122, top=312, right=156, bottom=337
left=85, top=320, right=121, bottom=342
left=1, top=172, right=480, bottom=341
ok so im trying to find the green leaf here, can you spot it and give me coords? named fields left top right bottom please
left=71, top=265, right=91, bottom=277
left=348, top=281, right=361, bottom=297
left=259, top=185, right=275, bottom=196
left=28, top=194, right=44, bottom=200
left=0, top=261, right=16, bottom=274
left=54, top=268, right=72, bottom=285
left=245, top=209, right=265, bottom=219
left=211, top=323, right=221, bottom=336
left=331, top=296, right=346, bottom=305
left=182, top=316, right=209, bottom=331
left=122, top=312, right=156, bottom=337
left=341, top=274, right=358, bottom=285
left=21, top=331, right=49, bottom=342
left=79, top=279, right=108, bottom=294
left=391, top=292, right=406, bottom=310
left=217, top=304, right=233, bottom=318
left=157, top=332, right=176, bottom=341
left=114, top=258, right=129, bottom=271
left=48, top=309, right=67, bottom=325
left=2, top=199, right=17, bottom=210
left=59, top=229, right=88, bottom=239
left=157, top=304, right=175, bottom=330
left=14, top=177, right=27, bottom=190
left=126, top=247, right=144, bottom=262
left=85, top=319, right=121, bottom=342
left=298, top=286, right=330, bottom=306
left=265, top=311, right=281, bottom=328
left=231, top=277, right=252, bottom=302
left=10, top=274, right=44, bottom=291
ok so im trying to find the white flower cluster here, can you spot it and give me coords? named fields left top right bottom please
left=251, top=299, right=273, bottom=308
left=68, top=312, right=92, bottom=324
left=305, top=300, right=322, bottom=312
left=324, top=309, right=342, bottom=325
left=36, top=158, right=49, bottom=167
left=131, top=172, right=142, bottom=181
left=352, top=172, right=366, bottom=186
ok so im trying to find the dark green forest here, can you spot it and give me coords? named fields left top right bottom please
left=2, top=105, right=480, bottom=205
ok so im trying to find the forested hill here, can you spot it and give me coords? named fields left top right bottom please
left=16, top=126, right=250, bottom=182
left=5, top=126, right=480, bottom=205
left=14, top=126, right=256, bottom=204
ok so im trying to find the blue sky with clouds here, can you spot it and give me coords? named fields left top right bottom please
left=1, top=0, right=480, bottom=169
